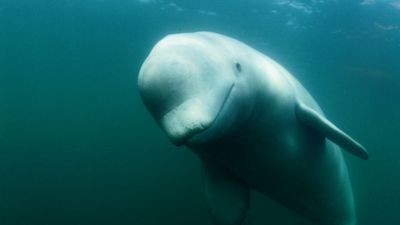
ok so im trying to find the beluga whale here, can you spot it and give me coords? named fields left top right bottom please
left=138, top=31, right=368, bottom=225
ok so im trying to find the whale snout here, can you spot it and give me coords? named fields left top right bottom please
left=161, top=98, right=213, bottom=146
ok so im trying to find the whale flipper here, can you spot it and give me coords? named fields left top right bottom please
left=295, top=102, right=369, bottom=160
left=202, top=161, right=250, bottom=225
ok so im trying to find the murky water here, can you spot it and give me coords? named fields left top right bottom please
left=0, top=1, right=399, bottom=224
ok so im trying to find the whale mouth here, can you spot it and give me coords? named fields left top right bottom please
left=185, top=83, right=235, bottom=145
left=161, top=83, right=235, bottom=146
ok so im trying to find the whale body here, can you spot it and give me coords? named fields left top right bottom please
left=138, top=32, right=368, bottom=225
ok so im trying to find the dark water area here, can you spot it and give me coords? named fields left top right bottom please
left=0, top=0, right=399, bottom=224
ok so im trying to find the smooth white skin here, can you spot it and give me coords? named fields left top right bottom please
left=138, top=32, right=356, bottom=225
left=138, top=33, right=254, bottom=145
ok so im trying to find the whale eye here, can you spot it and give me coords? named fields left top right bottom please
left=235, top=62, right=242, bottom=73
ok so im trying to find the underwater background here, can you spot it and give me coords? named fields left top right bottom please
left=0, top=0, right=399, bottom=224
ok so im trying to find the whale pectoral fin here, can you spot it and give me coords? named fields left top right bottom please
left=202, top=161, right=250, bottom=225
left=295, top=102, right=369, bottom=160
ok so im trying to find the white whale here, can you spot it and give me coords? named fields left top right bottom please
left=138, top=32, right=368, bottom=225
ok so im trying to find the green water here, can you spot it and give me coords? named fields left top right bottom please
left=0, top=0, right=399, bottom=224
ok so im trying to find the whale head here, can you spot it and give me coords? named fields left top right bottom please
left=138, top=32, right=254, bottom=146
